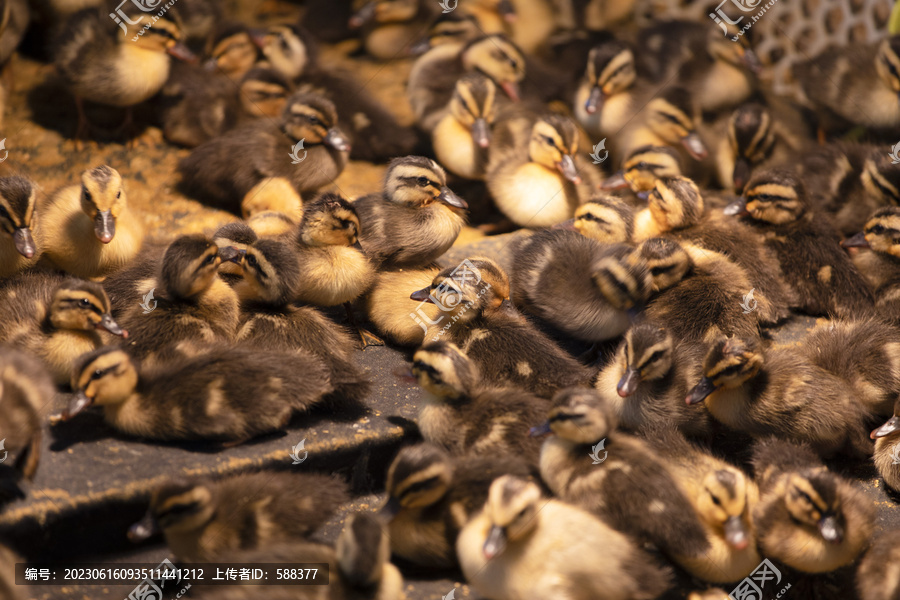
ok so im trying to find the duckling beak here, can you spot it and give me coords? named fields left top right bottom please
left=617, top=367, right=640, bottom=397
left=351, top=239, right=364, bottom=251
left=218, top=246, right=242, bottom=263
left=498, top=0, right=517, bottom=22
left=681, top=133, right=708, bottom=160
left=94, top=210, right=116, bottom=244
left=98, top=313, right=128, bottom=338
left=723, top=197, right=749, bottom=217
left=203, top=57, right=219, bottom=71
left=636, top=190, right=651, bottom=201
left=818, top=515, right=843, bottom=544
left=324, top=128, right=352, bottom=153
left=248, top=28, right=268, bottom=49
left=471, top=118, right=491, bottom=149
left=483, top=525, right=507, bottom=559
left=724, top=516, right=750, bottom=550
left=585, top=86, right=604, bottom=115
left=599, top=171, right=629, bottom=190
left=732, top=158, right=752, bottom=193
left=128, top=512, right=160, bottom=542
left=379, top=496, right=401, bottom=519
left=871, top=415, right=900, bottom=439
left=166, top=42, right=197, bottom=63
left=64, top=391, right=93, bottom=419
left=438, top=187, right=468, bottom=209
left=557, top=155, right=582, bottom=184
left=13, top=227, right=35, bottom=258
left=499, top=81, right=520, bottom=103
left=841, top=231, right=870, bottom=249
left=529, top=421, right=552, bottom=437
left=349, top=2, right=376, bottom=28
left=741, top=49, right=763, bottom=75
left=410, top=287, right=433, bottom=302
left=409, top=37, right=431, bottom=56
left=686, top=376, right=717, bottom=405
left=551, top=219, right=577, bottom=231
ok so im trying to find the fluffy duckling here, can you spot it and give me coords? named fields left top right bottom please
left=856, top=530, right=900, bottom=600
left=487, top=113, right=602, bottom=228
left=871, top=398, right=900, bottom=493
left=0, top=347, right=53, bottom=482
left=363, top=266, right=442, bottom=347
left=602, top=144, right=684, bottom=195
left=842, top=206, right=900, bottom=294
left=410, top=11, right=481, bottom=55
left=727, top=168, right=875, bottom=318
left=381, top=442, right=532, bottom=569
left=355, top=157, right=467, bottom=269
left=178, top=91, right=350, bottom=214
left=573, top=39, right=641, bottom=141
left=62, top=346, right=333, bottom=443
left=203, top=24, right=259, bottom=80
left=568, top=193, right=634, bottom=243
left=752, top=438, right=875, bottom=573
left=432, top=73, right=497, bottom=180
left=0, top=175, right=40, bottom=278
left=687, top=336, right=873, bottom=458
left=40, top=165, right=144, bottom=279
left=54, top=8, right=195, bottom=143
left=511, top=229, right=649, bottom=341
left=128, top=472, right=348, bottom=561
left=717, top=103, right=799, bottom=193
left=412, top=258, right=593, bottom=397
left=412, top=341, right=549, bottom=464
left=594, top=323, right=711, bottom=437
left=0, top=273, right=126, bottom=384
left=537, top=387, right=710, bottom=559
left=158, top=62, right=240, bottom=148
left=457, top=474, right=672, bottom=600
left=350, top=0, right=440, bottom=60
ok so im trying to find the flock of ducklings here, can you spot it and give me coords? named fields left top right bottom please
left=2, top=0, right=900, bottom=599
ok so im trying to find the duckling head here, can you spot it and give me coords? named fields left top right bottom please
left=0, top=175, right=37, bottom=258
left=205, top=25, right=259, bottom=78
left=843, top=207, right=900, bottom=257
left=161, top=235, right=227, bottom=300
left=861, top=155, right=900, bottom=209
left=460, top=35, right=525, bottom=102
left=591, top=252, right=651, bottom=310
left=49, top=279, right=127, bottom=337
left=870, top=398, right=900, bottom=440
left=481, top=475, right=542, bottom=559
left=412, top=341, right=480, bottom=402
left=255, top=24, right=312, bottom=81
left=353, top=0, right=418, bottom=26
left=410, top=257, right=509, bottom=323
left=612, top=145, right=683, bottom=194
left=129, top=13, right=194, bottom=62
left=281, top=92, right=351, bottom=153
left=698, top=468, right=753, bottom=551
left=707, top=29, right=761, bottom=75
left=235, top=240, right=300, bottom=306
left=571, top=194, right=634, bottom=243
left=383, top=156, right=467, bottom=211
left=67, top=348, right=139, bottom=418
left=647, top=176, right=705, bottom=231
left=546, top=388, right=616, bottom=444
left=450, top=74, right=497, bottom=149
left=336, top=513, right=391, bottom=588
left=79, top=166, right=126, bottom=244
left=529, top=115, right=582, bottom=184
left=687, top=337, right=763, bottom=405
left=129, top=479, right=216, bottom=543
left=728, top=168, right=808, bottom=225
left=634, top=237, right=693, bottom=292
left=875, top=35, right=900, bottom=95
left=213, top=222, right=258, bottom=279
left=728, top=104, right=774, bottom=192
left=412, top=13, right=480, bottom=54
left=382, top=444, right=453, bottom=517
left=645, top=88, right=707, bottom=160
left=583, top=40, right=635, bottom=115
left=783, top=471, right=846, bottom=545
left=617, top=324, right=674, bottom=397
left=239, top=67, right=292, bottom=119
left=297, top=192, right=360, bottom=247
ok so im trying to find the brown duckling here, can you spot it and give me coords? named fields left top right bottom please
left=178, top=91, right=350, bottom=215
left=601, top=144, right=684, bottom=196
left=0, top=175, right=40, bottom=278
left=752, top=438, right=875, bottom=573
left=856, top=529, right=900, bottom=600
left=0, top=347, right=54, bottom=482
left=842, top=206, right=900, bottom=293
left=567, top=193, right=635, bottom=243
left=62, top=345, right=333, bottom=444
left=870, top=398, right=900, bottom=494
left=687, top=336, right=873, bottom=459
left=203, top=24, right=259, bottom=80
left=412, top=258, right=594, bottom=397
left=128, top=472, right=348, bottom=561
left=432, top=73, right=497, bottom=180
left=355, top=156, right=467, bottom=269
left=350, top=0, right=440, bottom=60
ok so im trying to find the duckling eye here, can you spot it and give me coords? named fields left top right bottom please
left=246, top=254, right=258, bottom=267
left=542, top=135, right=555, bottom=146
left=661, top=113, right=683, bottom=125
left=459, top=98, right=470, bottom=112
left=650, top=264, right=673, bottom=276
left=645, top=349, right=666, bottom=364
left=871, top=224, right=886, bottom=234
left=710, top=494, right=722, bottom=506
left=80, top=298, right=91, bottom=307
left=308, top=116, right=322, bottom=126
left=516, top=507, right=528, bottom=519
left=116, top=191, right=122, bottom=199
left=416, top=176, right=432, bottom=187
left=83, top=190, right=93, bottom=203
left=0, top=205, right=8, bottom=220
left=203, top=254, right=216, bottom=265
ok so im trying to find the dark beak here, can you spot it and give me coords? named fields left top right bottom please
left=600, top=171, right=629, bottom=190
left=724, top=516, right=750, bottom=550
left=500, top=81, right=520, bottom=102
left=324, top=128, right=351, bottom=153
left=248, top=28, right=268, bottom=49
left=732, top=158, right=752, bottom=193
left=686, top=376, right=717, bottom=405
left=557, top=155, right=582, bottom=184
left=585, top=85, right=603, bottom=115
left=617, top=367, right=640, bottom=397
left=483, top=525, right=507, bottom=559
left=351, top=239, right=364, bottom=251
left=818, top=515, right=843, bottom=543
left=871, top=415, right=900, bottom=439
left=98, top=313, right=127, bottom=338
left=218, top=246, right=242, bottom=263
left=64, top=391, right=93, bottom=419
left=13, top=227, right=35, bottom=258
left=439, top=186, right=468, bottom=209
left=471, top=118, right=491, bottom=149
left=379, top=496, right=401, bottom=519
left=723, top=197, right=749, bottom=217
left=681, top=133, right=708, bottom=160
left=410, top=287, right=433, bottom=302
left=203, top=57, right=218, bottom=71
left=349, top=2, right=376, bottom=28
left=409, top=37, right=431, bottom=56
left=741, top=49, right=763, bottom=74
left=127, top=511, right=160, bottom=542
left=167, top=42, right=197, bottom=63
left=94, top=210, right=115, bottom=244
left=497, top=0, right=516, bottom=21
left=842, top=231, right=870, bottom=249
left=636, top=191, right=650, bottom=201
left=551, top=219, right=577, bottom=231
left=529, top=421, right=552, bottom=437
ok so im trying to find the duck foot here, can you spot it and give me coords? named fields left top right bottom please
left=344, top=302, right=384, bottom=349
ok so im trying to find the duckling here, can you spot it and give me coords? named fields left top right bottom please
left=236, top=67, right=293, bottom=120
left=751, top=437, right=875, bottom=573
left=158, top=61, right=240, bottom=148
left=53, top=7, right=195, bottom=144
left=593, top=323, right=711, bottom=437
left=410, top=11, right=481, bottom=55
left=487, top=113, right=602, bottom=228
left=0, top=273, right=126, bottom=384
left=511, top=229, right=649, bottom=341
left=39, top=165, right=144, bottom=279
left=727, top=168, right=875, bottom=318
left=0, top=347, right=53, bottom=482
left=363, top=266, right=442, bottom=346
left=350, top=0, right=440, bottom=60
left=128, top=472, right=348, bottom=561
left=355, top=157, right=467, bottom=269
left=573, top=38, right=641, bottom=141
left=686, top=336, right=874, bottom=459
left=842, top=206, right=900, bottom=292
left=871, top=398, right=900, bottom=494
left=649, top=427, right=761, bottom=583
left=62, top=345, right=333, bottom=444
left=537, top=387, right=710, bottom=559
left=568, top=193, right=634, bottom=243
left=432, top=73, right=497, bottom=180
left=232, top=237, right=370, bottom=403
left=166, top=0, right=221, bottom=51
left=116, top=235, right=239, bottom=367
left=461, top=0, right=553, bottom=55
left=381, top=442, right=532, bottom=569
left=856, top=529, right=900, bottom=600
left=412, top=341, right=549, bottom=464
left=203, top=24, right=260, bottom=80
left=457, top=474, right=672, bottom=600
left=246, top=209, right=299, bottom=239
left=178, top=91, right=350, bottom=215
left=602, top=145, right=683, bottom=195
left=412, top=258, right=594, bottom=397
left=793, top=35, right=900, bottom=134
left=0, top=175, right=40, bottom=279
